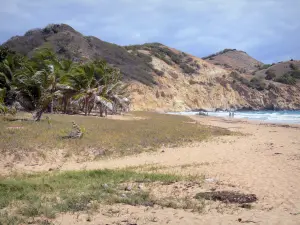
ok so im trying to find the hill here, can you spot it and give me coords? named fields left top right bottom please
left=2, top=24, right=157, bottom=86
left=203, top=49, right=263, bottom=74
left=253, top=60, right=300, bottom=85
left=2, top=24, right=300, bottom=111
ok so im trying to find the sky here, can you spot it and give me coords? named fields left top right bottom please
left=1, top=0, right=299, bottom=64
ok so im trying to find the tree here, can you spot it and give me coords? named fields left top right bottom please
left=0, top=46, right=129, bottom=119
left=14, top=63, right=63, bottom=121
left=66, top=63, right=99, bottom=116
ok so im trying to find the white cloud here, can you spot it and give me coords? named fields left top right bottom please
left=0, top=0, right=300, bottom=62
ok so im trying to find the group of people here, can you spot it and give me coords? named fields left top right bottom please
left=229, top=111, right=235, bottom=117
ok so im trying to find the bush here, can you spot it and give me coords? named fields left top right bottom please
left=237, top=68, right=246, bottom=73
left=250, top=77, right=266, bottom=91
left=186, top=57, right=193, bottom=63
left=153, top=69, right=164, bottom=76
left=268, top=83, right=277, bottom=90
left=231, top=71, right=266, bottom=91
left=265, top=69, right=276, bottom=80
left=180, top=63, right=196, bottom=74
left=202, top=49, right=236, bottom=60
left=290, top=70, right=300, bottom=79
left=191, top=62, right=201, bottom=70
left=265, top=71, right=276, bottom=80
left=276, top=74, right=296, bottom=85
left=137, top=52, right=152, bottom=63
left=260, top=64, right=272, bottom=70
left=170, top=55, right=182, bottom=64
left=290, top=63, right=298, bottom=70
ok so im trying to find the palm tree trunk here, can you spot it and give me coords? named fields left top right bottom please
left=50, top=99, right=54, bottom=113
left=88, top=103, right=94, bottom=115
left=84, top=97, right=88, bottom=116
left=63, top=97, right=67, bottom=114
left=99, top=105, right=104, bottom=117
left=33, top=109, right=44, bottom=121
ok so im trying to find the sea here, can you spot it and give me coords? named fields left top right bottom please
left=168, top=110, right=300, bottom=124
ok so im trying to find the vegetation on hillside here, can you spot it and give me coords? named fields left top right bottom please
left=263, top=62, right=300, bottom=85
left=0, top=46, right=129, bottom=120
left=202, top=48, right=237, bottom=60
left=126, top=43, right=199, bottom=75
left=3, top=23, right=158, bottom=86
left=230, top=71, right=266, bottom=91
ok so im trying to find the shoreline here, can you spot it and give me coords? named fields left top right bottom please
left=169, top=110, right=300, bottom=125
left=194, top=114, right=300, bottom=128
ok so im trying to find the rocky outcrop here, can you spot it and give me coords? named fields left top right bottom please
left=128, top=49, right=300, bottom=111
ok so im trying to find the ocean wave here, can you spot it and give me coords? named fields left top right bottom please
left=168, top=110, right=300, bottom=124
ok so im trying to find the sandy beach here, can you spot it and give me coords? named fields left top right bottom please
left=33, top=116, right=300, bottom=225
left=1, top=115, right=300, bottom=224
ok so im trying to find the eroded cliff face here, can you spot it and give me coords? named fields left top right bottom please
left=128, top=51, right=300, bottom=112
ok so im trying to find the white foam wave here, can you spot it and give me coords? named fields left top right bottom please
left=168, top=111, right=300, bottom=124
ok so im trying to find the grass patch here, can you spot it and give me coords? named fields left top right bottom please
left=0, top=111, right=232, bottom=158
left=0, top=169, right=202, bottom=223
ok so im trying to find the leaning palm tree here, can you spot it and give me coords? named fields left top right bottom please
left=30, top=46, right=74, bottom=113
left=14, top=64, right=62, bottom=121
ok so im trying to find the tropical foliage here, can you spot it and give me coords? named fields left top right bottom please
left=0, top=46, right=129, bottom=120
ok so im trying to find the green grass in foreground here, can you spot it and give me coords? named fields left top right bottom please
left=0, top=169, right=202, bottom=224
left=0, top=112, right=232, bottom=158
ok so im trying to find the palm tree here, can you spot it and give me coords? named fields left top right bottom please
left=0, top=88, right=8, bottom=115
left=14, top=63, right=62, bottom=121
left=0, top=46, right=129, bottom=119
left=0, top=53, right=25, bottom=106
left=66, top=63, right=99, bottom=116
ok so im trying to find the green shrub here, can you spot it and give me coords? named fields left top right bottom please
left=260, top=64, right=272, bottom=70
left=137, top=52, right=152, bottom=63
left=276, top=74, right=296, bottom=85
left=180, top=64, right=196, bottom=74
left=250, top=77, right=266, bottom=91
left=265, top=69, right=276, bottom=80
left=231, top=71, right=266, bottom=90
left=290, top=70, right=300, bottom=79
left=290, top=63, right=298, bottom=70
left=170, top=55, right=182, bottom=64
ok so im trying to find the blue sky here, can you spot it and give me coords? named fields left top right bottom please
left=1, top=0, right=299, bottom=63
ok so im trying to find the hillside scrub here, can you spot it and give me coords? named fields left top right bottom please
left=276, top=74, right=296, bottom=85
left=265, top=69, right=277, bottom=80
left=230, top=71, right=266, bottom=91
left=289, top=63, right=298, bottom=70
left=202, top=48, right=237, bottom=60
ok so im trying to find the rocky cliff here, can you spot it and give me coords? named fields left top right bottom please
left=2, top=24, right=300, bottom=111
